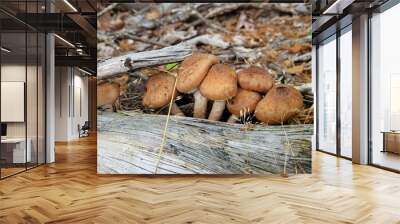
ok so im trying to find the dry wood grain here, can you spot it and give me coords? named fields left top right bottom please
left=97, top=44, right=193, bottom=80
left=97, top=112, right=312, bottom=174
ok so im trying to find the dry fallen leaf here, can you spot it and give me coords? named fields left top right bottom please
left=287, top=64, right=304, bottom=75
left=119, top=39, right=135, bottom=51
left=145, top=8, right=161, bottom=20
left=283, top=59, right=292, bottom=67
left=97, top=13, right=112, bottom=31
left=287, top=43, right=311, bottom=54
left=265, top=49, right=279, bottom=62
left=109, top=15, right=125, bottom=31
left=112, top=74, right=130, bottom=95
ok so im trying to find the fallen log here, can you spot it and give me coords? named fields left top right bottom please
left=97, top=44, right=192, bottom=80
left=97, top=34, right=230, bottom=80
left=98, top=111, right=312, bottom=175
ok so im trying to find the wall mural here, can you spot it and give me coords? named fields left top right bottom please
left=97, top=3, right=313, bottom=175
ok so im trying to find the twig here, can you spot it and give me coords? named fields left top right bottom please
left=182, top=3, right=265, bottom=31
left=185, top=34, right=230, bottom=49
left=281, top=122, right=307, bottom=175
left=235, top=12, right=247, bottom=31
left=205, top=3, right=265, bottom=18
left=129, top=36, right=168, bottom=47
left=292, top=52, right=312, bottom=62
left=98, top=33, right=233, bottom=79
left=98, top=3, right=119, bottom=17
left=154, top=75, right=179, bottom=174
left=191, top=10, right=231, bottom=34
left=98, top=30, right=168, bottom=47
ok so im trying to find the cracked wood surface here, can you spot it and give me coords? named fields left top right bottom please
left=98, top=111, right=312, bottom=174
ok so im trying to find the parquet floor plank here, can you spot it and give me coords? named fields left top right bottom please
left=0, top=135, right=399, bottom=223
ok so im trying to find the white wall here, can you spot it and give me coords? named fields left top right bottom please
left=54, top=66, right=89, bottom=141
left=1, top=65, right=26, bottom=145
left=55, top=66, right=69, bottom=141
left=1, top=65, right=30, bottom=138
left=1, top=63, right=46, bottom=164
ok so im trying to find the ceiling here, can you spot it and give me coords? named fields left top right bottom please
left=0, top=0, right=97, bottom=74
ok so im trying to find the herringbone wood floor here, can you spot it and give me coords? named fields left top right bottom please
left=1, top=135, right=400, bottom=224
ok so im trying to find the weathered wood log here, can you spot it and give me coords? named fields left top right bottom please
left=97, top=34, right=231, bottom=80
left=97, top=44, right=193, bottom=80
left=98, top=111, right=312, bottom=175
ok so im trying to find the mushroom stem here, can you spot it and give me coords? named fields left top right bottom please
left=171, top=103, right=185, bottom=116
left=227, top=114, right=238, bottom=123
left=193, top=90, right=208, bottom=118
left=208, top=100, right=226, bottom=121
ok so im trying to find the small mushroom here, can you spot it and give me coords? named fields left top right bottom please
left=226, top=66, right=273, bottom=123
left=255, top=85, right=303, bottom=124
left=177, top=53, right=219, bottom=118
left=237, top=66, right=274, bottom=94
left=143, top=74, right=184, bottom=116
left=97, top=82, right=120, bottom=111
left=200, top=64, right=238, bottom=121
left=226, top=88, right=262, bottom=123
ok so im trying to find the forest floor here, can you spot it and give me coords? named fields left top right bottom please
left=97, top=3, right=313, bottom=125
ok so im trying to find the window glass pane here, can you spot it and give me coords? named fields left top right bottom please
left=0, top=0, right=46, bottom=178
left=340, top=28, right=352, bottom=158
left=26, top=0, right=39, bottom=169
left=318, top=36, right=337, bottom=154
left=27, top=31, right=38, bottom=169
left=1, top=30, right=27, bottom=177
left=371, top=3, right=400, bottom=171
left=38, top=32, right=45, bottom=165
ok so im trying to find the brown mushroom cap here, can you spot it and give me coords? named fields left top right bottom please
left=97, top=82, right=120, bottom=107
left=227, top=88, right=262, bottom=116
left=199, top=64, right=238, bottom=100
left=255, top=85, right=303, bottom=124
left=142, top=74, right=177, bottom=109
left=237, top=66, right=274, bottom=93
left=177, top=53, right=219, bottom=93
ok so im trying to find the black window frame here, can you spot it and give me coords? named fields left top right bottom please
left=0, top=0, right=47, bottom=180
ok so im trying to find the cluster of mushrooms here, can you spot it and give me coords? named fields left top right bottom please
left=142, top=53, right=304, bottom=125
